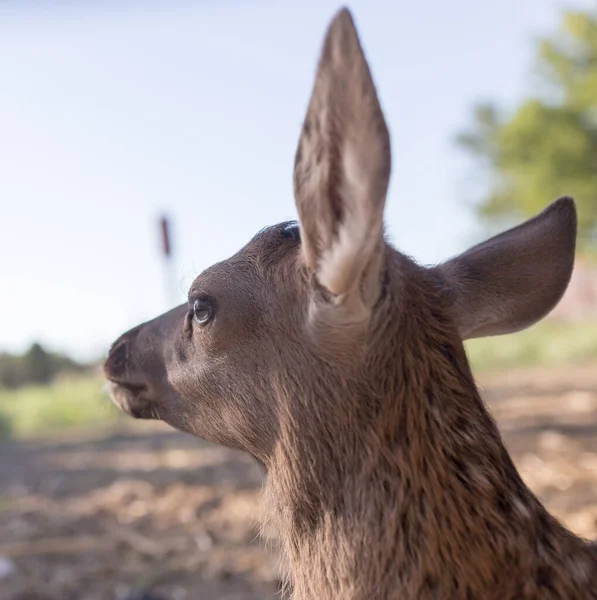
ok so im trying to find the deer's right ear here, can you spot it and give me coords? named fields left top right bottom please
left=437, top=197, right=577, bottom=340
left=293, top=8, right=391, bottom=321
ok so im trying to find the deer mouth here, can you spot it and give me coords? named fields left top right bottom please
left=105, top=380, right=159, bottom=420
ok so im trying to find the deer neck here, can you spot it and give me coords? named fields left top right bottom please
left=264, top=310, right=595, bottom=599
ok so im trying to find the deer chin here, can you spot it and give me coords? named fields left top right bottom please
left=105, top=381, right=159, bottom=420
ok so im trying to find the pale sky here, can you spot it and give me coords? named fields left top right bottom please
left=0, top=0, right=592, bottom=360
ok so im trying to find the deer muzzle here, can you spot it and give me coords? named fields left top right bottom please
left=104, top=305, right=187, bottom=420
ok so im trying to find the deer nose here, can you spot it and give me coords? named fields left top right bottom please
left=104, top=339, right=128, bottom=380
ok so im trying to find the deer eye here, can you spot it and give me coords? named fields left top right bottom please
left=193, top=298, right=213, bottom=326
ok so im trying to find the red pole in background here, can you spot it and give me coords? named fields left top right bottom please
left=160, top=216, right=171, bottom=258
left=159, top=215, right=178, bottom=309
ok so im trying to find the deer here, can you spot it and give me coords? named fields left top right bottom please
left=104, top=7, right=597, bottom=599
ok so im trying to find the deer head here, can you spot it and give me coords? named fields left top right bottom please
left=105, top=8, right=589, bottom=598
left=105, top=7, right=576, bottom=460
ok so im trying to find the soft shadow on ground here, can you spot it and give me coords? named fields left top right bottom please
left=0, top=424, right=279, bottom=600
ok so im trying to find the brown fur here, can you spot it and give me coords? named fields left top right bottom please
left=264, top=250, right=597, bottom=599
left=104, top=7, right=597, bottom=599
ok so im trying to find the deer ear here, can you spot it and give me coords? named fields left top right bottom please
left=293, top=8, right=391, bottom=316
left=437, top=197, right=577, bottom=340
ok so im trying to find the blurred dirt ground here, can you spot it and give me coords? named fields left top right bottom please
left=1, top=362, right=597, bottom=600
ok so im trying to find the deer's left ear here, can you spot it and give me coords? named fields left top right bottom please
left=293, top=8, right=391, bottom=320
left=436, top=197, right=577, bottom=340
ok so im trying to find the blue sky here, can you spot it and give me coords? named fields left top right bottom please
left=0, top=0, right=592, bottom=360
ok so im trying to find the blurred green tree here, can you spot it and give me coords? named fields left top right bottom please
left=457, top=10, right=597, bottom=251
left=24, top=342, right=54, bottom=385
left=0, top=343, right=90, bottom=389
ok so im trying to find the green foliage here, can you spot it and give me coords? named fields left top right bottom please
left=0, top=342, right=89, bottom=389
left=458, top=10, right=597, bottom=249
left=538, top=12, right=597, bottom=111
left=466, top=319, right=597, bottom=373
left=0, top=375, right=121, bottom=439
